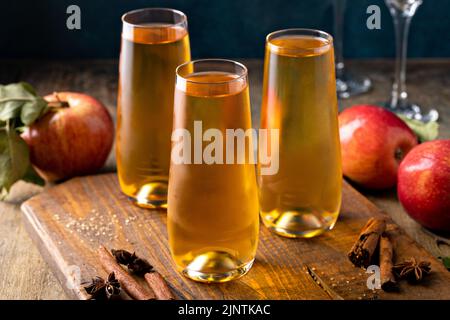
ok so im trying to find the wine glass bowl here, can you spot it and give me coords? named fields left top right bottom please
left=385, top=0, right=422, bottom=16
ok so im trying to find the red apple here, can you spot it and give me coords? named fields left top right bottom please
left=22, top=92, right=114, bottom=182
left=339, top=105, right=417, bottom=189
left=398, top=140, right=450, bottom=231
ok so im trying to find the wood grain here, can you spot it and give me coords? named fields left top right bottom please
left=1, top=59, right=450, bottom=299
left=0, top=182, right=64, bottom=299
left=20, top=173, right=450, bottom=300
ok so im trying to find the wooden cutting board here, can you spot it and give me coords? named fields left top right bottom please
left=21, top=173, right=450, bottom=300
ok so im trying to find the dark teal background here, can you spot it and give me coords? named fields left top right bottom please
left=1, top=0, right=449, bottom=59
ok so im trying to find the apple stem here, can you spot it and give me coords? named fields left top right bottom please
left=395, top=148, right=404, bottom=162
left=48, top=92, right=70, bottom=108
left=47, top=101, right=70, bottom=108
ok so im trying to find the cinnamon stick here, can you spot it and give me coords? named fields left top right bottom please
left=348, top=217, right=386, bottom=268
left=98, top=246, right=156, bottom=300
left=144, top=272, right=176, bottom=300
left=379, top=233, right=398, bottom=291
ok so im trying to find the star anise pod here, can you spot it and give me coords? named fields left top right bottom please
left=84, top=272, right=121, bottom=300
left=111, top=249, right=135, bottom=265
left=393, top=257, right=431, bottom=282
left=84, top=276, right=106, bottom=299
left=104, top=272, right=121, bottom=298
left=111, top=249, right=153, bottom=276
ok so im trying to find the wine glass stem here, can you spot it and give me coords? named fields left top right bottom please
left=333, top=0, right=347, bottom=79
left=391, top=12, right=412, bottom=109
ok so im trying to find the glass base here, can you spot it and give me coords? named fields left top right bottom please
left=129, top=181, right=168, bottom=209
left=336, top=74, right=372, bottom=99
left=180, top=251, right=254, bottom=283
left=384, top=101, right=439, bottom=123
left=261, top=210, right=337, bottom=238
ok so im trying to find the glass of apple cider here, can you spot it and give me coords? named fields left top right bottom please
left=168, top=59, right=259, bottom=282
left=259, top=29, right=342, bottom=238
left=116, top=8, right=191, bottom=208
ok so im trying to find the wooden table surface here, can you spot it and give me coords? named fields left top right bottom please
left=0, top=59, right=449, bottom=299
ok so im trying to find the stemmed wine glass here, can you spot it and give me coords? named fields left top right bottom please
left=385, top=0, right=439, bottom=122
left=333, top=0, right=372, bottom=99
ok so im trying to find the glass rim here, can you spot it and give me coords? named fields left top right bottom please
left=121, top=7, right=187, bottom=28
left=266, top=28, right=333, bottom=53
left=176, top=59, right=248, bottom=85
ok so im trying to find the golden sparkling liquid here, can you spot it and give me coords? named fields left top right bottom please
left=259, top=35, right=342, bottom=238
left=116, top=24, right=191, bottom=208
left=168, top=72, right=259, bottom=282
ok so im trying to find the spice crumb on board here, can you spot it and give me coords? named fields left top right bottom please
left=55, top=207, right=123, bottom=243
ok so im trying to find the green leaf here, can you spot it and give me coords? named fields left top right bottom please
left=442, top=257, right=450, bottom=271
left=0, top=100, right=22, bottom=121
left=0, top=82, right=48, bottom=126
left=0, top=122, right=34, bottom=198
left=0, top=82, right=48, bottom=199
left=398, top=114, right=439, bottom=142
left=20, top=82, right=38, bottom=96
left=20, top=97, right=48, bottom=125
left=22, top=165, right=45, bottom=186
left=0, top=82, right=49, bottom=199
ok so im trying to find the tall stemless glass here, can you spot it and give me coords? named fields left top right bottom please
left=168, top=59, right=259, bottom=283
left=259, top=29, right=342, bottom=238
left=116, top=8, right=191, bottom=208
